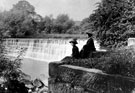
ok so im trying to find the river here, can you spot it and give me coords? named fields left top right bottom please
left=4, top=38, right=100, bottom=85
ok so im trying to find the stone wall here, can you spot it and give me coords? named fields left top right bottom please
left=49, top=61, right=135, bottom=93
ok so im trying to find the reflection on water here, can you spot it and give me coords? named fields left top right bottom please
left=4, top=38, right=100, bottom=62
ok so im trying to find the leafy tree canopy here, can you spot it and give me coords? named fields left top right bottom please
left=0, top=0, right=79, bottom=37
left=42, top=14, right=75, bottom=34
left=11, top=0, right=35, bottom=14
left=88, top=0, right=135, bottom=48
left=0, top=0, right=39, bottom=38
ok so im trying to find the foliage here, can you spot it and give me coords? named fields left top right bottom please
left=0, top=44, right=30, bottom=92
left=61, top=48, right=135, bottom=92
left=11, top=0, right=35, bottom=13
left=0, top=0, right=84, bottom=38
left=80, top=17, right=92, bottom=33
left=0, top=0, right=40, bottom=38
left=0, top=0, right=78, bottom=38
left=88, top=0, right=135, bottom=48
left=61, top=47, right=135, bottom=78
left=42, top=16, right=54, bottom=34
left=42, top=14, right=75, bottom=34
left=95, top=47, right=135, bottom=77
left=0, top=20, right=30, bottom=92
left=66, top=26, right=81, bottom=34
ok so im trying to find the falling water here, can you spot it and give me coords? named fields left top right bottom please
left=4, top=38, right=100, bottom=62
left=3, top=38, right=101, bottom=85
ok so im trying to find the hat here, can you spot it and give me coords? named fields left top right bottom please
left=86, top=32, right=93, bottom=37
left=69, top=38, right=78, bottom=44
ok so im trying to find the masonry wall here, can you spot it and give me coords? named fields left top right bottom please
left=49, top=61, right=135, bottom=93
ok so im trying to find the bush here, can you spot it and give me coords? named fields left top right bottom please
left=61, top=46, right=135, bottom=78
left=0, top=39, right=29, bottom=92
left=94, top=47, right=135, bottom=77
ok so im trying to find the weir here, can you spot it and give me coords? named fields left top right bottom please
left=4, top=38, right=135, bottom=92
left=4, top=38, right=100, bottom=62
left=4, top=38, right=108, bottom=92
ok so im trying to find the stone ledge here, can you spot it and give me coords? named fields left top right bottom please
left=49, top=62, right=135, bottom=93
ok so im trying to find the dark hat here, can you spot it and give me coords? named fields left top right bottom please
left=69, top=38, right=78, bottom=44
left=86, top=32, right=93, bottom=37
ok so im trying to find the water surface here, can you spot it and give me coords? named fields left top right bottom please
left=21, top=58, right=48, bottom=85
left=4, top=38, right=100, bottom=85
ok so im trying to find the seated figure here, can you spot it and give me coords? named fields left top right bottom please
left=69, top=38, right=80, bottom=59
left=80, top=32, right=96, bottom=58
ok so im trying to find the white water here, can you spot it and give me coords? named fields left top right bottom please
left=3, top=38, right=101, bottom=85
left=4, top=38, right=100, bottom=62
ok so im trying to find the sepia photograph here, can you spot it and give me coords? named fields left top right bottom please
left=0, top=0, right=135, bottom=93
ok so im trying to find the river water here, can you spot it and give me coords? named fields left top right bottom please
left=4, top=38, right=100, bottom=85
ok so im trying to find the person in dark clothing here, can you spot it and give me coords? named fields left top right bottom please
left=69, top=39, right=80, bottom=59
left=86, top=32, right=96, bottom=51
left=80, top=32, right=96, bottom=58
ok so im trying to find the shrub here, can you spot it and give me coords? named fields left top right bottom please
left=0, top=39, right=29, bottom=92
left=61, top=46, right=135, bottom=78
left=94, top=47, right=135, bottom=77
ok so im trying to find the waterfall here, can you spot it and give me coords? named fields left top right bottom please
left=4, top=38, right=100, bottom=62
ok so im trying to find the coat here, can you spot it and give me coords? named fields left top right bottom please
left=72, top=45, right=80, bottom=58
left=86, top=38, right=96, bottom=51
left=80, top=38, right=96, bottom=58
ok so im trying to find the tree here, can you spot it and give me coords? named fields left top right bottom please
left=66, top=26, right=81, bottom=34
left=54, top=14, right=75, bottom=33
left=0, top=0, right=40, bottom=38
left=80, top=18, right=92, bottom=33
left=11, top=0, right=35, bottom=14
left=42, top=14, right=75, bottom=34
left=43, top=16, right=54, bottom=34
left=88, top=0, right=135, bottom=48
